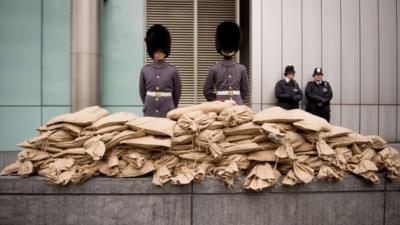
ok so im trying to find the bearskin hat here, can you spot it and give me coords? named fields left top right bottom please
left=215, top=21, right=241, bottom=55
left=145, top=24, right=171, bottom=58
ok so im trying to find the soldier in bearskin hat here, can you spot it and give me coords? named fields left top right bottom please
left=203, top=21, right=249, bottom=104
left=305, top=67, right=333, bottom=122
left=274, top=65, right=303, bottom=110
left=139, top=24, right=181, bottom=117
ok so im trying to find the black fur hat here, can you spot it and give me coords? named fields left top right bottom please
left=284, top=65, right=296, bottom=76
left=216, top=21, right=241, bottom=55
left=145, top=24, right=171, bottom=58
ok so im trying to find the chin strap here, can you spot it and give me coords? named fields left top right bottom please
left=221, top=50, right=235, bottom=57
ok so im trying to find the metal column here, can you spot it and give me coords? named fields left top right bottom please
left=71, top=0, right=103, bottom=112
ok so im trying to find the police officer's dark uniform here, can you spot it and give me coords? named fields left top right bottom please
left=305, top=67, right=333, bottom=122
left=139, top=24, right=182, bottom=117
left=203, top=22, right=249, bottom=105
left=274, top=65, right=303, bottom=110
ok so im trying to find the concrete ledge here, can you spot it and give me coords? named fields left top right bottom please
left=0, top=175, right=399, bottom=225
left=193, top=174, right=386, bottom=194
left=0, top=174, right=393, bottom=195
left=1, top=149, right=399, bottom=225
left=0, top=176, right=191, bottom=194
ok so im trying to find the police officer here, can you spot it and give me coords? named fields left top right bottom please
left=305, top=67, right=333, bottom=122
left=275, top=65, right=302, bottom=109
left=139, top=24, right=182, bottom=117
left=203, top=21, right=249, bottom=104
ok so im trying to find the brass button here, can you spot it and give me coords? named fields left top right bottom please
left=156, top=109, right=159, bottom=113
left=230, top=97, right=233, bottom=100
left=156, top=87, right=159, bottom=90
left=157, top=76, right=160, bottom=79
left=229, top=86, right=232, bottom=90
left=155, top=98, right=159, bottom=101
left=228, top=75, right=232, bottom=78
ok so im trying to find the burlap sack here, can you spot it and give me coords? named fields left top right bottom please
left=282, top=155, right=315, bottom=185
left=50, top=135, right=93, bottom=149
left=347, top=159, right=379, bottom=183
left=222, top=142, right=263, bottom=155
left=47, top=106, right=108, bottom=126
left=86, top=112, right=138, bottom=130
left=1, top=149, right=52, bottom=176
left=253, top=106, right=303, bottom=124
left=84, top=136, right=106, bottom=161
left=261, top=123, right=286, bottom=140
left=294, top=141, right=315, bottom=153
left=365, top=135, right=387, bottom=150
left=52, top=147, right=87, bottom=158
left=213, top=154, right=250, bottom=170
left=195, top=129, right=225, bottom=158
left=172, top=133, right=194, bottom=145
left=37, top=123, right=83, bottom=137
left=178, top=152, right=211, bottom=162
left=373, top=147, right=400, bottom=181
left=99, top=155, right=119, bottom=177
left=105, top=129, right=146, bottom=149
left=208, top=121, right=226, bottom=130
left=258, top=141, right=280, bottom=150
left=331, top=147, right=349, bottom=170
left=244, top=163, right=281, bottom=191
left=225, top=134, right=257, bottom=142
left=117, top=159, right=155, bottom=178
left=317, top=164, right=344, bottom=181
left=71, top=161, right=102, bottom=184
left=285, top=131, right=306, bottom=148
left=293, top=160, right=314, bottom=183
left=153, top=154, right=178, bottom=168
left=326, top=133, right=371, bottom=148
left=153, top=166, right=172, bottom=186
left=193, top=162, right=214, bottom=183
left=319, top=125, right=352, bottom=139
left=167, top=100, right=237, bottom=120
left=126, top=117, right=176, bottom=137
left=121, top=152, right=148, bottom=169
left=171, top=164, right=196, bottom=185
left=176, top=111, right=217, bottom=134
left=215, top=161, right=239, bottom=186
left=290, top=109, right=332, bottom=132
left=248, top=150, right=277, bottom=162
left=274, top=142, right=296, bottom=159
left=223, top=122, right=261, bottom=136
left=121, top=135, right=171, bottom=149
left=315, top=138, right=335, bottom=160
left=217, top=105, right=254, bottom=127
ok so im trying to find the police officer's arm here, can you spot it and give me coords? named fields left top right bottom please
left=203, top=68, right=217, bottom=101
left=240, top=68, right=249, bottom=101
left=172, top=69, right=182, bottom=107
left=326, top=82, right=333, bottom=102
left=139, top=69, right=146, bottom=103
left=275, top=81, right=291, bottom=100
left=294, top=81, right=303, bottom=101
left=305, top=83, right=326, bottom=102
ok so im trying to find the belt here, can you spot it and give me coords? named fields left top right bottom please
left=216, top=90, right=241, bottom=96
left=146, top=91, right=172, bottom=97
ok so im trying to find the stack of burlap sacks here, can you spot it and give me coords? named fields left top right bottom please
left=1, top=101, right=400, bottom=191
